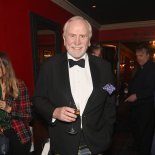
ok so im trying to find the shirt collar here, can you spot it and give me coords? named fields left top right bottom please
left=67, top=53, right=88, bottom=61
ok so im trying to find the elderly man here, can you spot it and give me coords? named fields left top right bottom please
left=34, top=16, right=116, bottom=155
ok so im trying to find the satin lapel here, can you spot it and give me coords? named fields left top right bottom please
left=89, top=57, right=100, bottom=89
left=60, top=53, right=75, bottom=105
left=83, top=56, right=100, bottom=113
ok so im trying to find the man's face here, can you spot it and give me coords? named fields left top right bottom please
left=92, top=49, right=102, bottom=57
left=63, top=19, right=90, bottom=59
left=136, top=49, right=150, bottom=66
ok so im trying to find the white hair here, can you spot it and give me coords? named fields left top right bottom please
left=63, top=16, right=92, bottom=39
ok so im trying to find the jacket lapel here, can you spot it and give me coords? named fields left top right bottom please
left=83, top=55, right=101, bottom=113
left=58, top=54, right=101, bottom=110
left=59, top=53, right=75, bottom=105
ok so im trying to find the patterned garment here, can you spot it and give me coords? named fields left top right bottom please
left=102, top=83, right=116, bottom=95
left=0, top=109, right=11, bottom=130
left=6, top=80, right=32, bottom=144
left=0, top=84, right=11, bottom=131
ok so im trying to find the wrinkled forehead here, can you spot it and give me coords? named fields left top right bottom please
left=66, top=19, right=89, bottom=34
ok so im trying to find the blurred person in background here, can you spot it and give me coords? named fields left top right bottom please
left=125, top=44, right=155, bottom=155
left=89, top=43, right=103, bottom=58
left=0, top=52, right=32, bottom=155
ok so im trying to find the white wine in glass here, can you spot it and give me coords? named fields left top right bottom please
left=67, top=102, right=80, bottom=135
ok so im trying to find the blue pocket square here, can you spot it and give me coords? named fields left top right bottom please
left=102, top=83, right=116, bottom=95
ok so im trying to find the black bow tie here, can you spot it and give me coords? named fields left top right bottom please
left=69, top=59, right=85, bottom=68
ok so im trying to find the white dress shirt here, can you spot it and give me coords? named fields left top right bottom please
left=52, top=53, right=93, bottom=126
left=68, top=53, right=93, bottom=117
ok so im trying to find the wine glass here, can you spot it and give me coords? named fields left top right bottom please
left=0, top=141, right=9, bottom=155
left=1, top=144, right=6, bottom=155
left=67, top=101, right=80, bottom=135
left=74, top=102, right=80, bottom=116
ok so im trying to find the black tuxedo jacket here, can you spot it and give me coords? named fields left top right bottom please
left=33, top=53, right=116, bottom=155
left=129, top=60, right=155, bottom=104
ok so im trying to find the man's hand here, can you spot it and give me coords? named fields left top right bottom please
left=53, top=107, right=77, bottom=122
left=0, top=127, right=4, bottom=134
left=125, top=94, right=137, bottom=103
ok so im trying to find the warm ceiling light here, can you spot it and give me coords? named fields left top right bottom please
left=92, top=5, right=96, bottom=8
left=150, top=40, right=155, bottom=47
left=153, top=53, right=155, bottom=62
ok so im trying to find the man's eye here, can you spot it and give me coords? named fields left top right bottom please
left=69, top=34, right=75, bottom=37
left=80, top=35, right=87, bottom=38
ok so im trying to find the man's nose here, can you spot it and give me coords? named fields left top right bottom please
left=74, top=37, right=80, bottom=45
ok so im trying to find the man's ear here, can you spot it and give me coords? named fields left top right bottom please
left=63, top=36, right=66, bottom=46
left=88, top=41, right=91, bottom=47
left=147, top=54, right=150, bottom=59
